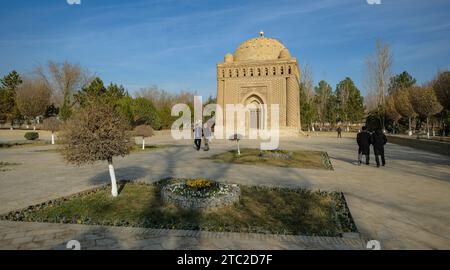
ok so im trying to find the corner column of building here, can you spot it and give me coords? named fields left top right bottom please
left=286, top=75, right=300, bottom=128
left=217, top=78, right=225, bottom=133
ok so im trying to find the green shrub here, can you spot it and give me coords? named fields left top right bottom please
left=24, top=132, right=39, bottom=140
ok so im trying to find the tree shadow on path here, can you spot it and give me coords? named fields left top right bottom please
left=89, top=166, right=148, bottom=185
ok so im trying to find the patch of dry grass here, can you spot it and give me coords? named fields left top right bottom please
left=209, top=148, right=333, bottom=170
left=1, top=181, right=356, bottom=236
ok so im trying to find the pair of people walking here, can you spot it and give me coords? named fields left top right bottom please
left=356, top=126, right=387, bottom=167
left=193, top=121, right=212, bottom=151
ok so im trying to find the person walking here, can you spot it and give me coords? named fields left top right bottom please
left=193, top=122, right=202, bottom=151
left=336, top=126, right=342, bottom=138
left=372, top=129, right=387, bottom=167
left=203, top=122, right=212, bottom=151
left=356, top=126, right=371, bottom=165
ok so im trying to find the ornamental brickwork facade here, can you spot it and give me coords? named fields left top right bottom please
left=216, top=32, right=301, bottom=135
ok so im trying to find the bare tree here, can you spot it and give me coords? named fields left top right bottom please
left=433, top=71, right=450, bottom=136
left=34, top=61, right=92, bottom=113
left=135, top=85, right=194, bottom=110
left=59, top=101, right=131, bottom=197
left=42, top=117, right=62, bottom=144
left=301, top=64, right=314, bottom=103
left=299, top=64, right=316, bottom=131
left=133, top=124, right=154, bottom=150
left=393, top=88, right=416, bottom=135
left=364, top=91, right=379, bottom=113
left=364, top=40, right=393, bottom=130
left=408, top=86, right=443, bottom=138
left=16, top=78, right=51, bottom=130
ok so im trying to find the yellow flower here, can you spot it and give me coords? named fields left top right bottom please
left=186, top=179, right=214, bottom=189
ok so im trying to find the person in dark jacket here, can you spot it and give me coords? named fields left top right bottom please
left=356, top=126, right=371, bottom=165
left=336, top=126, right=342, bottom=138
left=193, top=121, right=202, bottom=151
left=372, top=129, right=387, bottom=167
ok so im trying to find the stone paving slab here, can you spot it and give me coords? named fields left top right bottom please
left=1, top=135, right=449, bottom=249
left=0, top=221, right=367, bottom=250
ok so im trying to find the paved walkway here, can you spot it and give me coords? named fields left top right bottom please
left=0, top=221, right=366, bottom=250
left=0, top=134, right=449, bottom=249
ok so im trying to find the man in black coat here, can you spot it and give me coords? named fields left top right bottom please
left=336, top=126, right=342, bottom=138
left=356, top=126, right=371, bottom=165
left=372, top=129, right=387, bottom=167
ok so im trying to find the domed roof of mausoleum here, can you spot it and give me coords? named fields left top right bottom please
left=233, top=32, right=289, bottom=62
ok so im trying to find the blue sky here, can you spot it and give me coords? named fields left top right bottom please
left=0, top=0, right=449, bottom=97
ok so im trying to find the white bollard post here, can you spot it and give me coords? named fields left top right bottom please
left=108, top=162, right=118, bottom=197
left=51, top=133, right=55, bottom=145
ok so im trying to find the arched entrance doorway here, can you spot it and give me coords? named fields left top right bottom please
left=244, top=95, right=264, bottom=133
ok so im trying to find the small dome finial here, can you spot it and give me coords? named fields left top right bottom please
left=259, top=31, right=264, bottom=37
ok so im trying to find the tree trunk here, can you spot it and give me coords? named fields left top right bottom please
left=51, top=132, right=55, bottom=145
left=426, top=117, right=430, bottom=139
left=33, top=125, right=36, bottom=131
left=237, top=141, right=241, bottom=155
left=108, top=158, right=118, bottom=197
left=408, top=117, right=412, bottom=136
left=142, top=137, right=145, bottom=150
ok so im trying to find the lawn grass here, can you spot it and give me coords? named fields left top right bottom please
left=0, top=180, right=356, bottom=236
left=21, top=144, right=175, bottom=153
left=209, top=148, right=334, bottom=170
left=0, top=140, right=50, bottom=149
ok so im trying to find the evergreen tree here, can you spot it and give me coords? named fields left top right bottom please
left=0, top=71, right=23, bottom=126
left=44, top=104, right=59, bottom=118
left=0, top=70, right=22, bottom=91
left=314, top=80, right=333, bottom=129
left=388, top=71, right=416, bottom=95
left=325, top=94, right=338, bottom=128
left=74, top=77, right=107, bottom=106
left=59, top=97, right=72, bottom=121
left=74, top=78, right=128, bottom=108
left=335, top=77, right=364, bottom=128
left=131, top=97, right=162, bottom=130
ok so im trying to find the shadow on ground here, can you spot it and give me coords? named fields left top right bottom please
left=89, top=166, right=148, bottom=185
left=52, top=227, right=125, bottom=250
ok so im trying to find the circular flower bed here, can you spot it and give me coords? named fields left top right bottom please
left=161, top=179, right=240, bottom=210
